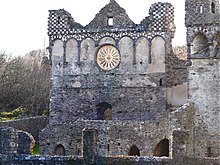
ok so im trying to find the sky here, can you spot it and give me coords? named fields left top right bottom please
left=0, top=0, right=185, bottom=56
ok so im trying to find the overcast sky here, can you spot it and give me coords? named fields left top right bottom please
left=0, top=0, right=185, bottom=56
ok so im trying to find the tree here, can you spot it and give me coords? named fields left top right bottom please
left=0, top=50, right=51, bottom=118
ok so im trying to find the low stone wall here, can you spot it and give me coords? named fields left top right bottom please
left=0, top=116, right=49, bottom=142
left=0, top=126, right=219, bottom=165
left=40, top=116, right=170, bottom=156
left=1, top=155, right=219, bottom=165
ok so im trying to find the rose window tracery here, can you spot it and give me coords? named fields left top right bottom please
left=97, top=45, right=120, bottom=70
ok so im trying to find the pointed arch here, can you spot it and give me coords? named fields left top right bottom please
left=148, top=35, right=165, bottom=73
left=81, top=38, right=96, bottom=73
left=153, top=138, right=169, bottom=157
left=128, top=145, right=140, bottom=156
left=118, top=36, right=134, bottom=70
left=54, top=144, right=65, bottom=155
left=191, top=33, right=208, bottom=55
left=52, top=39, right=64, bottom=66
left=66, top=38, right=78, bottom=63
left=96, top=102, right=112, bottom=120
left=98, top=36, right=116, bottom=45
left=135, top=36, right=149, bottom=72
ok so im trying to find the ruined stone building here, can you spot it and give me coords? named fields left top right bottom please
left=39, top=0, right=219, bottom=158
left=0, top=0, right=219, bottom=164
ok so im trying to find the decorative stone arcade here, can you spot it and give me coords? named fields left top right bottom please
left=40, top=0, right=188, bottom=158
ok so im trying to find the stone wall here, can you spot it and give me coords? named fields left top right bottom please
left=40, top=113, right=171, bottom=156
left=47, top=1, right=180, bottom=126
left=1, top=155, right=219, bottom=165
left=185, top=0, right=219, bottom=26
left=185, top=0, right=220, bottom=159
left=0, top=116, right=48, bottom=142
left=188, top=59, right=220, bottom=158
left=1, top=126, right=219, bottom=165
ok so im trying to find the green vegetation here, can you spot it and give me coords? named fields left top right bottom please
left=0, top=50, right=50, bottom=121
left=0, top=107, right=27, bottom=122
left=0, top=107, right=49, bottom=122
left=33, top=143, right=40, bottom=155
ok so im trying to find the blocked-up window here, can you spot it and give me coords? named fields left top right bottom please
left=54, top=144, right=65, bottom=155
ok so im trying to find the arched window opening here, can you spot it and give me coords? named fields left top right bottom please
left=191, top=33, right=208, bottom=55
left=211, top=2, right=216, bottom=13
left=128, top=145, right=140, bottom=156
left=96, top=102, right=112, bottom=120
left=153, top=138, right=169, bottom=157
left=54, top=144, right=65, bottom=155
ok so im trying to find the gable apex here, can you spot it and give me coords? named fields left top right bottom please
left=86, top=0, right=135, bottom=29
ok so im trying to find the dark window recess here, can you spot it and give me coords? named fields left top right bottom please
left=107, top=144, right=110, bottom=151
left=211, top=2, right=216, bottom=13
left=96, top=102, right=112, bottom=120
left=57, top=16, right=60, bottom=24
left=207, top=147, right=212, bottom=157
left=54, top=144, right=65, bottom=156
left=153, top=138, right=169, bottom=157
left=160, top=78, right=163, bottom=86
left=128, top=145, right=140, bottom=156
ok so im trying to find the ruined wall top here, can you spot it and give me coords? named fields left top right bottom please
left=185, top=0, right=220, bottom=60
left=185, top=0, right=220, bottom=27
left=47, top=1, right=175, bottom=41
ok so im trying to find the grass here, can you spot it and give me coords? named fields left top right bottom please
left=33, top=143, right=40, bottom=155
left=0, top=107, right=27, bottom=122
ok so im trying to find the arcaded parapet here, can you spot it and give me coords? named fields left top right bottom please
left=47, top=1, right=178, bottom=124
left=44, top=0, right=188, bottom=158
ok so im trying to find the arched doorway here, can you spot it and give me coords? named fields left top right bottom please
left=153, top=138, right=169, bottom=157
left=54, top=144, right=65, bottom=155
left=128, top=145, right=140, bottom=156
left=96, top=102, right=112, bottom=120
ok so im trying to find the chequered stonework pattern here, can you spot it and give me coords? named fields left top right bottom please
left=149, top=3, right=175, bottom=32
left=47, top=2, right=175, bottom=42
left=48, top=10, right=69, bottom=36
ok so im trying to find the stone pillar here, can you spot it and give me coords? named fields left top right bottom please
left=172, top=130, right=188, bottom=161
left=0, top=126, right=18, bottom=164
left=82, top=128, right=98, bottom=165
